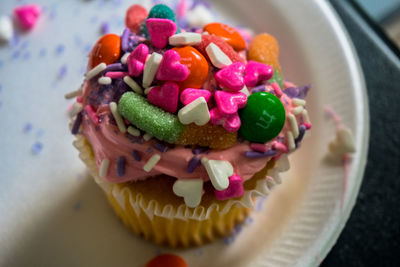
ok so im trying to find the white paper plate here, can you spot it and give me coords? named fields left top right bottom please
left=0, top=0, right=368, bottom=266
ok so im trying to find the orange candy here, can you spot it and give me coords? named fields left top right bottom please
left=88, top=34, right=121, bottom=69
left=146, top=254, right=187, bottom=267
left=177, top=123, right=238, bottom=149
left=248, top=33, right=281, bottom=71
left=203, top=22, right=246, bottom=51
left=172, top=46, right=209, bottom=91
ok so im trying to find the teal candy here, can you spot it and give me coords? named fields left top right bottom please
left=239, top=92, right=286, bottom=143
left=118, top=92, right=184, bottom=143
left=140, top=4, right=180, bottom=37
left=268, top=67, right=284, bottom=89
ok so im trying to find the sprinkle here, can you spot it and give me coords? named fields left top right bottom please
left=288, top=114, right=299, bottom=138
left=187, top=156, right=201, bottom=173
left=286, top=131, right=295, bottom=151
left=84, top=105, right=100, bottom=124
left=109, top=102, right=126, bottom=133
left=251, top=85, right=266, bottom=93
left=31, top=141, right=43, bottom=155
left=271, top=82, right=283, bottom=98
left=131, top=150, right=141, bottom=161
left=142, top=52, right=162, bottom=88
left=105, top=63, right=127, bottom=72
left=192, top=147, right=208, bottom=155
left=121, top=28, right=131, bottom=52
left=143, top=154, right=161, bottom=172
left=292, top=106, right=304, bottom=115
left=55, top=44, right=65, bottom=55
left=249, top=143, right=269, bottom=152
left=99, top=158, right=110, bottom=178
left=146, top=147, right=154, bottom=154
left=98, top=76, right=112, bottom=85
left=206, top=42, right=232, bottom=68
left=121, top=52, right=130, bottom=64
left=105, top=71, right=127, bottom=79
left=293, top=98, right=306, bottom=106
left=64, top=88, right=82, bottom=99
left=71, top=112, right=83, bottom=134
left=302, top=109, right=311, bottom=125
left=85, top=63, right=107, bottom=80
left=244, top=149, right=277, bottom=158
left=272, top=142, right=288, bottom=152
left=169, top=32, right=202, bottom=46
left=69, top=102, right=83, bottom=118
left=154, top=142, right=168, bottom=153
left=127, top=126, right=140, bottom=136
left=295, top=125, right=307, bottom=146
left=57, top=64, right=67, bottom=79
left=23, top=123, right=33, bottom=133
left=143, top=133, right=153, bottom=141
left=144, top=86, right=153, bottom=95
left=123, top=76, right=143, bottom=94
left=100, top=21, right=110, bottom=34
left=117, top=156, right=126, bottom=177
left=284, top=85, right=310, bottom=99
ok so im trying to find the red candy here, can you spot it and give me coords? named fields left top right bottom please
left=125, top=4, right=148, bottom=34
left=194, top=34, right=244, bottom=64
left=172, top=46, right=209, bottom=90
left=146, top=254, right=187, bottom=267
left=203, top=22, right=246, bottom=51
left=88, top=34, right=121, bottom=69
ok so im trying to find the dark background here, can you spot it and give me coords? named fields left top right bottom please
left=322, top=1, right=400, bottom=266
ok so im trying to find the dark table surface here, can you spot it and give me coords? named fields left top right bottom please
left=322, top=1, right=400, bottom=266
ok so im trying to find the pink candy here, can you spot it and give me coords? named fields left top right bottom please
left=127, top=44, right=149, bottom=77
left=148, top=82, right=179, bottom=113
left=84, top=105, right=100, bottom=124
left=215, top=62, right=245, bottom=91
left=214, top=174, right=244, bottom=200
left=105, top=72, right=128, bottom=79
left=146, top=18, right=177, bottom=49
left=210, top=108, right=241, bottom=132
left=180, top=88, right=211, bottom=105
left=156, top=50, right=189, bottom=82
left=214, top=91, right=247, bottom=116
left=13, top=4, right=41, bottom=30
left=244, top=61, right=274, bottom=87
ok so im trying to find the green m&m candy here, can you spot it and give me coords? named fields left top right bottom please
left=239, top=92, right=286, bottom=143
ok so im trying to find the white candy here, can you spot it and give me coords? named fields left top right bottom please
left=288, top=114, right=299, bottom=138
left=98, top=76, right=112, bottom=85
left=143, top=133, right=153, bottom=141
left=121, top=52, right=130, bottom=64
left=292, top=106, right=304, bottom=115
left=109, top=102, right=126, bottom=133
left=302, top=109, right=311, bottom=124
left=99, top=158, right=110, bottom=178
left=143, top=154, right=161, bottom=172
left=329, top=128, right=355, bottom=155
left=186, top=5, right=214, bottom=28
left=0, top=16, right=13, bottom=42
left=293, top=98, right=306, bottom=106
left=69, top=102, right=83, bottom=118
left=142, top=52, right=162, bottom=88
left=123, top=76, right=143, bottom=94
left=178, top=97, right=210, bottom=126
left=201, top=158, right=233, bottom=191
left=286, top=131, right=295, bottom=152
left=127, top=126, right=140, bottom=137
left=173, top=179, right=204, bottom=208
left=275, top=154, right=290, bottom=172
left=85, top=63, right=107, bottom=80
left=169, top=32, right=202, bottom=46
left=64, top=88, right=82, bottom=99
left=205, top=42, right=232, bottom=69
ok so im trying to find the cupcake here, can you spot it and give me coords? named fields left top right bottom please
left=67, top=3, right=311, bottom=248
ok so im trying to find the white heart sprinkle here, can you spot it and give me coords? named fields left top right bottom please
left=0, top=16, right=13, bottom=42
left=173, top=179, right=203, bottom=208
left=142, top=52, right=162, bottom=88
left=205, top=42, right=232, bottom=69
left=201, top=158, right=233, bottom=190
left=178, top=97, right=210, bottom=126
left=169, top=32, right=202, bottom=46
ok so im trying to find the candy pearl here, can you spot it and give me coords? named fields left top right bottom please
left=88, top=34, right=121, bottom=69
left=239, top=92, right=286, bottom=143
left=172, top=46, right=209, bottom=90
left=203, top=22, right=246, bottom=51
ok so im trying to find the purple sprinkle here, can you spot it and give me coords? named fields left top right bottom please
left=23, top=123, right=33, bottom=133
left=71, top=112, right=83, bottom=134
left=39, top=48, right=47, bottom=57
left=100, top=21, right=110, bottom=34
left=55, top=44, right=65, bottom=55
left=283, top=85, right=310, bottom=99
left=244, top=149, right=277, bottom=158
left=146, top=147, right=154, bottom=154
left=104, top=63, right=127, bottom=72
left=192, top=147, right=209, bottom=155
left=117, top=156, right=126, bottom=177
left=121, top=28, right=130, bottom=52
left=31, top=142, right=43, bottom=155
left=251, top=85, right=266, bottom=93
left=58, top=64, right=68, bottom=79
left=154, top=143, right=168, bottom=153
left=132, top=150, right=141, bottom=161
left=295, top=125, right=307, bottom=147
left=187, top=156, right=201, bottom=173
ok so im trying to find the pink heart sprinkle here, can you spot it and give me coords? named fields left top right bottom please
left=244, top=61, right=274, bottom=87
left=127, top=44, right=149, bottom=77
left=209, top=108, right=241, bottom=132
left=146, top=18, right=177, bottom=49
left=180, top=88, right=212, bottom=105
left=215, top=62, right=246, bottom=91
left=214, top=91, right=247, bottom=116
left=148, top=82, right=179, bottom=113
left=14, top=4, right=41, bottom=30
left=156, top=50, right=189, bottom=82
left=214, top=174, right=244, bottom=200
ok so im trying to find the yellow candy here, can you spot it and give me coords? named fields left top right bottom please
left=248, top=33, right=281, bottom=71
left=176, top=123, right=237, bottom=149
